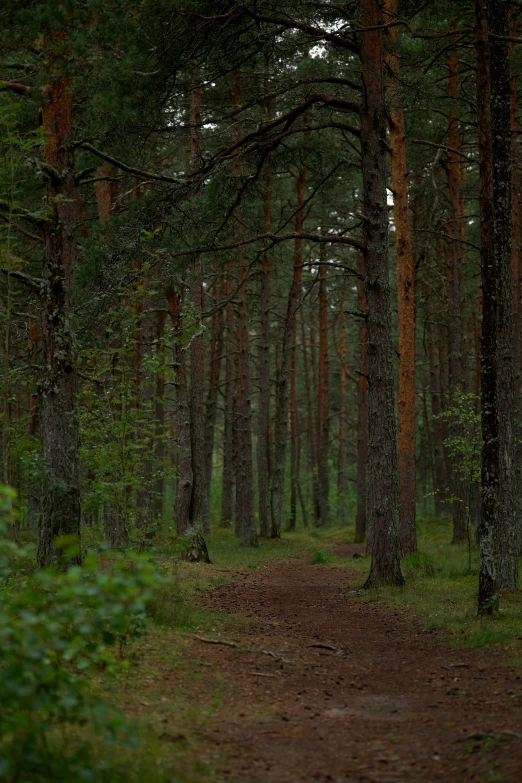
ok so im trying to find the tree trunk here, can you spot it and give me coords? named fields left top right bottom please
left=188, top=83, right=206, bottom=533
left=229, top=74, right=257, bottom=547
left=337, top=298, right=348, bottom=513
left=446, top=41, right=468, bottom=544
left=355, top=252, right=368, bottom=544
left=270, top=165, right=307, bottom=536
left=427, top=307, right=447, bottom=518
left=37, top=70, right=81, bottom=569
left=257, top=166, right=273, bottom=536
left=386, top=0, right=416, bottom=554
left=166, top=287, right=193, bottom=537
left=301, top=307, right=321, bottom=528
left=203, top=272, right=224, bottom=531
left=289, top=301, right=298, bottom=531
left=234, top=253, right=257, bottom=546
left=317, top=254, right=330, bottom=527
left=221, top=261, right=236, bottom=528
left=154, top=310, right=166, bottom=522
left=189, top=263, right=206, bottom=531
left=475, top=0, right=518, bottom=612
left=360, top=0, right=403, bottom=587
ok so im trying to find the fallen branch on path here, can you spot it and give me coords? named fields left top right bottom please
left=260, top=649, right=297, bottom=666
left=461, top=731, right=522, bottom=742
left=250, top=672, right=278, bottom=678
left=195, top=635, right=238, bottom=648
left=194, top=636, right=297, bottom=665
left=308, top=643, right=346, bottom=655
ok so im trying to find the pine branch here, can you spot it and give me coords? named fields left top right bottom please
left=78, top=142, right=186, bottom=185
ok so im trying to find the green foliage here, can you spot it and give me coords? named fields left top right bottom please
left=402, top=550, right=438, bottom=578
left=353, top=517, right=522, bottom=650
left=436, top=390, right=481, bottom=490
left=78, top=296, right=175, bottom=545
left=0, top=484, right=165, bottom=782
left=309, top=548, right=335, bottom=565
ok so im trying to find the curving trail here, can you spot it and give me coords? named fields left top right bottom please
left=190, top=554, right=522, bottom=782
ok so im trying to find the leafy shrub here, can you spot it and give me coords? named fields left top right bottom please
left=309, top=549, right=335, bottom=565
left=0, top=485, right=164, bottom=781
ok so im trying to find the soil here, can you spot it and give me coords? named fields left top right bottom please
left=186, top=548, right=522, bottom=782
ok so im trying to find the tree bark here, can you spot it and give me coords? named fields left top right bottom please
left=231, top=74, right=257, bottom=546
left=317, top=253, right=330, bottom=527
left=188, top=83, right=206, bottom=533
left=475, top=0, right=518, bottom=612
left=337, top=297, right=348, bottom=512
left=270, top=165, right=307, bottom=536
left=221, top=260, right=236, bottom=528
left=235, top=252, right=257, bottom=546
left=446, top=39, right=468, bottom=544
left=257, top=63, right=273, bottom=536
left=355, top=252, right=368, bottom=544
left=427, top=305, right=447, bottom=518
left=301, top=306, right=321, bottom=528
left=189, top=262, right=206, bottom=531
left=154, top=309, right=166, bottom=522
left=360, top=0, right=403, bottom=587
left=203, top=271, right=224, bottom=531
left=166, top=287, right=193, bottom=537
left=37, top=67, right=81, bottom=568
left=385, top=0, right=416, bottom=554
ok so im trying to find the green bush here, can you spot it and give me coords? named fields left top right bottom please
left=0, top=485, right=164, bottom=781
left=309, top=549, right=335, bottom=565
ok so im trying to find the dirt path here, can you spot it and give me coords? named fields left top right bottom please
left=185, top=554, right=522, bottom=782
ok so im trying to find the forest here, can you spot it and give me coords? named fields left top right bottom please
left=2, top=0, right=522, bottom=781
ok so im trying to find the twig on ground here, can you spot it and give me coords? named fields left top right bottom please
left=461, top=731, right=522, bottom=742
left=195, top=636, right=238, bottom=648
left=308, top=643, right=345, bottom=654
left=194, top=636, right=297, bottom=665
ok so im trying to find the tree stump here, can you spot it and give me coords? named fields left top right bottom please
left=181, top=532, right=212, bottom=563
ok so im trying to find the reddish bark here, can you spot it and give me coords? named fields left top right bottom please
left=386, top=0, right=416, bottom=554
left=317, top=254, right=330, bottom=527
left=37, top=68, right=81, bottom=567
left=355, top=252, right=368, bottom=545
left=257, top=53, right=273, bottom=537
left=509, top=6, right=521, bottom=406
left=360, top=0, right=403, bottom=587
left=337, top=298, right=348, bottom=508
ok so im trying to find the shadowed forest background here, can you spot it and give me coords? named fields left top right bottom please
left=2, top=1, right=522, bottom=781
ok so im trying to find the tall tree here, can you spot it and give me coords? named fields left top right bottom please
left=360, top=0, right=403, bottom=587
left=37, top=39, right=81, bottom=568
left=385, top=0, right=416, bottom=555
left=475, top=0, right=518, bottom=612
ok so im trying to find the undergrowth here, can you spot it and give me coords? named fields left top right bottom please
left=342, top=516, right=522, bottom=650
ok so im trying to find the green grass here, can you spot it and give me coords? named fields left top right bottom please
left=343, top=516, right=522, bottom=649
left=309, top=548, right=336, bottom=564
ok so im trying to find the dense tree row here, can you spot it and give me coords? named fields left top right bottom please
left=0, top=0, right=521, bottom=610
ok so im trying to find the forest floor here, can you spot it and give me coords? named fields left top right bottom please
left=115, top=531, right=522, bottom=783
